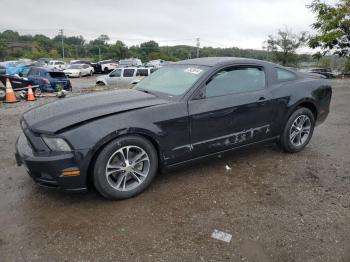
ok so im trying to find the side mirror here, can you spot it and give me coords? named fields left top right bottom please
left=193, top=88, right=206, bottom=100
left=131, top=79, right=140, bottom=85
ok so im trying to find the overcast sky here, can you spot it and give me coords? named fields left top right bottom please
left=0, top=0, right=337, bottom=52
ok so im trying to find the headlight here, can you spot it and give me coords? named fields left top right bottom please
left=42, top=136, right=72, bottom=152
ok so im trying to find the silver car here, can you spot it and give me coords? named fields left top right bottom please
left=95, top=67, right=157, bottom=86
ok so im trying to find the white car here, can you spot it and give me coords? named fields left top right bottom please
left=47, top=60, right=68, bottom=70
left=145, top=59, right=170, bottom=68
left=98, top=60, right=118, bottom=74
left=64, top=64, right=94, bottom=77
left=95, top=67, right=157, bottom=86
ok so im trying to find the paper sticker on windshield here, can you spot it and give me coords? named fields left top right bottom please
left=184, top=68, right=203, bottom=75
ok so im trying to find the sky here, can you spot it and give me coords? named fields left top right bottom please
left=0, top=0, right=337, bottom=52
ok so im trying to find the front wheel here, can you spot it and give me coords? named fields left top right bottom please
left=279, top=107, right=315, bottom=153
left=93, top=135, right=158, bottom=200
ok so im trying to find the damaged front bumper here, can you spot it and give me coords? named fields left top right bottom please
left=15, top=133, right=87, bottom=192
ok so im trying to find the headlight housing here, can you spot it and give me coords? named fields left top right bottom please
left=42, top=136, right=72, bottom=152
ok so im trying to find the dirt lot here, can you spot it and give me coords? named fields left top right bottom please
left=0, top=78, right=349, bottom=262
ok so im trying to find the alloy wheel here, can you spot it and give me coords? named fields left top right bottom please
left=289, top=114, right=311, bottom=147
left=105, top=146, right=150, bottom=191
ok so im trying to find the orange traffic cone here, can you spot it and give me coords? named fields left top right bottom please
left=26, top=85, right=35, bottom=101
left=4, top=78, right=18, bottom=103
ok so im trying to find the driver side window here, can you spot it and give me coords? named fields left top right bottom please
left=204, top=66, right=266, bottom=98
left=109, top=69, right=122, bottom=77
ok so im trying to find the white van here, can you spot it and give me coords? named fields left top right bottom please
left=95, top=67, right=157, bottom=86
left=47, top=60, right=68, bottom=70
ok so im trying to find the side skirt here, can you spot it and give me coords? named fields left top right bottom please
left=161, top=136, right=279, bottom=173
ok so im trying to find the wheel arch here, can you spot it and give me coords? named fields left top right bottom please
left=86, top=130, right=161, bottom=189
left=287, top=98, right=318, bottom=123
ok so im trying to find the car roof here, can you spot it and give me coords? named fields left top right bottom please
left=30, top=66, right=63, bottom=72
left=173, top=57, right=272, bottom=67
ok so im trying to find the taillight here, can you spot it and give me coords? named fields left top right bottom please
left=43, top=78, right=50, bottom=84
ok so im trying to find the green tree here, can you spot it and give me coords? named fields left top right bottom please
left=308, top=0, right=350, bottom=57
left=265, top=28, right=308, bottom=66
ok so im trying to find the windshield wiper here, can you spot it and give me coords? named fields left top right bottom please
left=137, top=89, right=157, bottom=96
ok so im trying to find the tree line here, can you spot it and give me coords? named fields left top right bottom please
left=0, top=30, right=315, bottom=66
left=0, top=0, right=348, bottom=72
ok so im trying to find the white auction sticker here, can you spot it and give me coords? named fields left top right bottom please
left=184, top=68, right=203, bottom=75
left=211, top=229, right=232, bottom=243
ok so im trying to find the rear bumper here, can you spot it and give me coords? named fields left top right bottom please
left=15, top=133, right=87, bottom=192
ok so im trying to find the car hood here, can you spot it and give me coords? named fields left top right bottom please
left=23, top=89, right=168, bottom=134
left=96, top=75, right=108, bottom=81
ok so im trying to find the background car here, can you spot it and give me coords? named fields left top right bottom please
left=308, top=68, right=335, bottom=78
left=145, top=59, right=170, bottom=68
left=95, top=67, right=156, bottom=86
left=118, top=58, right=142, bottom=68
left=24, top=67, right=72, bottom=92
left=91, top=60, right=118, bottom=74
left=70, top=60, right=92, bottom=65
left=64, top=64, right=94, bottom=77
left=46, top=60, right=68, bottom=70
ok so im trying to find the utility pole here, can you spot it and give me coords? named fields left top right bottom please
left=59, top=29, right=65, bottom=60
left=196, top=37, right=200, bottom=58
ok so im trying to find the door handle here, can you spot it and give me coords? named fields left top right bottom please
left=258, top=97, right=267, bottom=102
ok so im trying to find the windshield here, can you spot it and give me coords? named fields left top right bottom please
left=135, top=65, right=207, bottom=96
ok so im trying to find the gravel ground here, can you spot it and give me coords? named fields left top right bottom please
left=0, top=78, right=349, bottom=262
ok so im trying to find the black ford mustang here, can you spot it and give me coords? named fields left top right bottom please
left=16, top=58, right=332, bottom=200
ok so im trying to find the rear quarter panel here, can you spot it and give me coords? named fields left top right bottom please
left=269, top=77, right=331, bottom=136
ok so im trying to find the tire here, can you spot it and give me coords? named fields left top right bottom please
left=279, top=107, right=315, bottom=153
left=104, top=67, right=109, bottom=74
left=34, top=88, right=42, bottom=96
left=90, top=71, right=93, bottom=76
left=93, top=135, right=158, bottom=200
left=96, top=81, right=105, bottom=86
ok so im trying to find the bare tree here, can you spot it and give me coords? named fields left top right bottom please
left=264, top=28, right=308, bottom=66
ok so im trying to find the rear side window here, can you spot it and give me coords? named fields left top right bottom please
left=49, top=72, right=66, bottom=78
left=136, top=69, right=149, bottom=77
left=205, top=66, right=266, bottom=98
left=123, top=69, right=135, bottom=77
left=276, top=68, right=296, bottom=81
left=28, top=68, right=39, bottom=75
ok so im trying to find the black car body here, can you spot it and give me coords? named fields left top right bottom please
left=16, top=58, right=332, bottom=199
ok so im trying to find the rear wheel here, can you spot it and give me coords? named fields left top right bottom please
left=93, top=135, right=158, bottom=200
left=279, top=107, right=315, bottom=153
left=96, top=81, right=105, bottom=86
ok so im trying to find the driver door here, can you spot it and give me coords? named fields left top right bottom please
left=107, top=68, right=122, bottom=85
left=188, top=65, right=274, bottom=158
